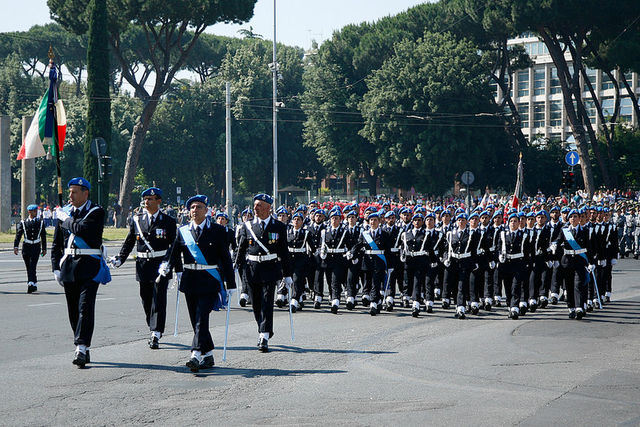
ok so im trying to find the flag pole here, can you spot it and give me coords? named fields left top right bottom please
left=48, top=46, right=63, bottom=207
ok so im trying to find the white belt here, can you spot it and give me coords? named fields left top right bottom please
left=430, top=262, right=439, bottom=268
left=506, top=253, right=524, bottom=260
left=136, top=249, right=167, bottom=259
left=406, top=251, right=427, bottom=257
left=565, top=248, right=587, bottom=255
left=64, top=248, right=102, bottom=256
left=24, top=238, right=41, bottom=244
left=365, top=250, right=385, bottom=255
left=247, top=253, right=278, bottom=262
left=477, top=249, right=485, bottom=255
left=489, top=246, right=496, bottom=251
left=390, top=248, right=400, bottom=253
left=451, top=253, right=471, bottom=259
left=184, top=263, right=219, bottom=270
left=326, top=248, right=346, bottom=254
left=288, top=247, right=306, bottom=253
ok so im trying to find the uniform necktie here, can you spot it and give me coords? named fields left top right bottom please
left=261, top=221, right=265, bottom=233
left=195, top=227, right=201, bottom=240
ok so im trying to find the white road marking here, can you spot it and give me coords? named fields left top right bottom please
left=27, top=302, right=62, bottom=307
left=96, top=298, right=116, bottom=301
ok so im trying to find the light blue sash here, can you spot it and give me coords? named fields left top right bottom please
left=179, top=224, right=227, bottom=310
left=363, top=231, right=387, bottom=267
left=562, top=227, right=590, bottom=284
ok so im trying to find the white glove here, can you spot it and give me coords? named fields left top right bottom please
left=611, top=259, right=617, bottom=265
left=352, top=259, right=359, bottom=265
left=587, top=264, right=595, bottom=273
left=598, top=260, right=606, bottom=267
left=546, top=260, right=553, bottom=269
left=55, top=207, right=70, bottom=222
left=345, top=251, right=353, bottom=260
left=489, top=261, right=496, bottom=269
left=109, top=256, right=122, bottom=268
left=443, top=259, right=451, bottom=268
left=53, top=270, right=63, bottom=287
left=176, top=272, right=182, bottom=281
left=553, top=260, right=559, bottom=268
left=549, top=243, right=557, bottom=254
left=284, top=276, right=293, bottom=286
left=498, top=254, right=506, bottom=264
left=320, top=251, right=327, bottom=260
left=158, top=261, right=170, bottom=277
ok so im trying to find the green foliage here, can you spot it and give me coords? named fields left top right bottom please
left=360, top=31, right=513, bottom=193
left=608, top=128, right=640, bottom=188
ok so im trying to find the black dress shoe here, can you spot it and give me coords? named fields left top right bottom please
left=495, top=300, right=502, bottom=307
left=485, top=303, right=491, bottom=312
left=27, top=284, right=37, bottom=294
left=442, top=300, right=450, bottom=309
left=540, top=299, right=548, bottom=308
left=331, top=305, right=338, bottom=314
left=510, top=311, right=519, bottom=320
left=568, top=311, right=576, bottom=319
left=72, top=351, right=87, bottom=368
left=520, top=306, right=527, bottom=316
left=559, top=293, right=566, bottom=302
left=426, top=305, right=433, bottom=313
left=258, top=338, right=269, bottom=353
left=576, top=310, right=584, bottom=320
left=529, top=303, right=537, bottom=313
left=149, top=336, right=159, bottom=349
left=403, top=299, right=410, bottom=308
left=362, top=299, right=370, bottom=307
left=386, top=303, right=393, bottom=312
left=550, top=296, right=558, bottom=305
left=369, top=306, right=376, bottom=316
left=457, top=311, right=466, bottom=320
left=314, top=301, right=321, bottom=309
left=85, top=349, right=90, bottom=363
left=471, top=306, right=479, bottom=315
left=412, top=308, right=419, bottom=318
left=376, top=304, right=381, bottom=314
left=605, top=296, right=611, bottom=303
left=200, top=355, right=215, bottom=369
left=291, top=304, right=297, bottom=313
left=586, top=304, right=593, bottom=312
left=346, top=301, right=354, bottom=310
left=186, top=357, right=200, bottom=372
left=239, top=297, right=247, bottom=307
left=276, top=299, right=284, bottom=308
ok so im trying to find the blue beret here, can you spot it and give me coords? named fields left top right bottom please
left=310, top=199, right=318, bottom=204
left=536, top=210, right=548, bottom=217
left=276, top=206, right=289, bottom=214
left=508, top=213, right=519, bottom=221
left=517, top=212, right=525, bottom=218
left=294, top=206, right=304, bottom=213
left=382, top=202, right=390, bottom=208
left=492, top=211, right=503, bottom=220
left=456, top=213, right=468, bottom=221
left=315, top=209, right=326, bottom=217
left=292, top=212, right=304, bottom=220
left=434, top=206, right=443, bottom=213
left=27, top=204, right=38, bottom=211
left=415, top=207, right=426, bottom=213
left=561, top=206, right=570, bottom=213
left=329, top=209, right=342, bottom=218
left=526, top=212, right=536, bottom=218
left=346, top=210, right=357, bottom=217
left=364, top=206, right=377, bottom=213
left=568, top=208, right=579, bottom=217
left=242, top=208, right=253, bottom=215
left=215, top=211, right=229, bottom=220
left=68, top=177, right=90, bottom=190
left=473, top=206, right=482, bottom=212
left=412, top=213, right=424, bottom=221
left=604, top=207, right=610, bottom=213
left=487, top=204, right=495, bottom=209
left=384, top=210, right=396, bottom=218
left=441, top=210, right=451, bottom=216
left=425, top=212, right=436, bottom=219
left=578, top=208, right=587, bottom=215
left=480, top=210, right=489, bottom=217
left=508, top=208, right=517, bottom=215
left=141, top=187, right=162, bottom=198
left=596, top=206, right=603, bottom=212
left=186, top=195, right=208, bottom=209
left=550, top=206, right=560, bottom=212
left=368, top=212, right=380, bottom=219
left=469, top=212, right=479, bottom=220
left=253, top=193, right=274, bottom=205
left=455, top=208, right=465, bottom=215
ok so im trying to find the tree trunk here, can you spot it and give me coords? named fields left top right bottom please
left=620, top=72, right=640, bottom=121
left=117, top=99, right=159, bottom=222
left=538, top=28, right=595, bottom=195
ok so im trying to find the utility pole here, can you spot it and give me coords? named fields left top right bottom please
left=225, top=82, right=233, bottom=225
left=272, top=0, right=278, bottom=205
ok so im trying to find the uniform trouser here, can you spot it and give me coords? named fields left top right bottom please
left=22, top=245, right=40, bottom=283
left=240, top=266, right=251, bottom=295
left=346, top=261, right=361, bottom=298
left=424, top=264, right=438, bottom=302
left=521, top=265, right=533, bottom=302
left=248, top=280, right=276, bottom=338
left=325, top=257, right=347, bottom=300
left=363, top=268, right=385, bottom=303
left=448, top=261, right=471, bottom=307
left=387, top=256, right=401, bottom=297
left=484, top=266, right=495, bottom=299
left=184, top=292, right=215, bottom=353
left=500, top=262, right=522, bottom=308
left=470, top=265, right=487, bottom=303
left=290, top=257, right=308, bottom=301
left=64, top=279, right=99, bottom=347
left=395, top=262, right=407, bottom=297
left=551, top=264, right=565, bottom=295
left=139, top=277, right=168, bottom=334
left=529, top=259, right=549, bottom=301
left=493, top=267, right=502, bottom=299
left=435, top=263, right=445, bottom=294
left=563, top=265, right=587, bottom=310
left=405, top=258, right=426, bottom=301
left=604, top=263, right=613, bottom=293
left=313, top=264, right=327, bottom=298
left=591, top=265, right=604, bottom=300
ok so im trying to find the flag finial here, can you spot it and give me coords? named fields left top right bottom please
left=48, top=45, right=54, bottom=63
left=519, top=152, right=522, bottom=159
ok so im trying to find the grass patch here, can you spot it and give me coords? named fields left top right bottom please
left=0, top=226, right=130, bottom=244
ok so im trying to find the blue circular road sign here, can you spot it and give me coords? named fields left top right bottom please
left=565, top=151, right=580, bottom=166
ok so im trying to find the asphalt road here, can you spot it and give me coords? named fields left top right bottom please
left=1, top=249, right=639, bottom=426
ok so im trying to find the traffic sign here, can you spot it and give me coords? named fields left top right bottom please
left=461, top=171, right=474, bottom=185
left=90, top=137, right=107, bottom=157
left=565, top=151, right=579, bottom=166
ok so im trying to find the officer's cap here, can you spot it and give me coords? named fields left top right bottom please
left=253, top=193, right=274, bottom=205
left=469, top=212, right=479, bottom=220
left=68, top=177, right=90, bottom=191
left=314, top=209, right=326, bottom=217
left=568, top=208, right=579, bottom=217
left=384, top=210, right=396, bottom=218
left=215, top=211, right=229, bottom=220
left=508, top=213, right=519, bottom=221
left=368, top=212, right=381, bottom=219
left=292, top=212, right=304, bottom=220
left=456, top=213, right=468, bottom=221
left=27, top=204, right=38, bottom=211
left=536, top=210, right=548, bottom=217
left=412, top=213, right=424, bottom=221
left=141, top=187, right=162, bottom=199
left=186, top=195, right=208, bottom=209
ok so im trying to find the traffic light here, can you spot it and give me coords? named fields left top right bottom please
left=561, top=171, right=575, bottom=189
left=99, top=155, right=112, bottom=179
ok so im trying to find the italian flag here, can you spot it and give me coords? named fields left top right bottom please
left=17, top=88, right=66, bottom=160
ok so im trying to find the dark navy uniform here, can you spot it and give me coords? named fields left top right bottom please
left=286, top=222, right=312, bottom=309
left=497, top=227, right=531, bottom=318
left=343, top=222, right=362, bottom=308
left=320, top=223, right=349, bottom=310
left=14, top=212, right=47, bottom=291
left=445, top=226, right=480, bottom=316
left=116, top=209, right=177, bottom=339
left=529, top=223, right=553, bottom=308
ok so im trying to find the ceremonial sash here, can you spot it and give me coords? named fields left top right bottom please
left=363, top=231, right=386, bottom=267
left=73, top=234, right=112, bottom=284
left=179, top=224, right=227, bottom=311
left=561, top=228, right=588, bottom=262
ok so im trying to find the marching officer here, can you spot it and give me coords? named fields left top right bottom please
left=111, top=187, right=177, bottom=349
left=444, top=213, right=479, bottom=319
left=383, top=210, right=403, bottom=310
left=343, top=208, right=362, bottom=310
left=307, top=209, right=326, bottom=309
left=497, top=213, right=531, bottom=320
left=161, top=195, right=236, bottom=371
left=287, top=211, right=312, bottom=312
left=237, top=208, right=253, bottom=307
left=51, top=178, right=110, bottom=368
left=529, top=210, right=553, bottom=310
left=14, top=204, right=47, bottom=293
left=401, top=212, right=428, bottom=317
left=347, top=211, right=391, bottom=316
left=320, top=207, right=349, bottom=313
left=235, top=193, right=293, bottom=352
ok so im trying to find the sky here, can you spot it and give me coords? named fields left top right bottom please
left=1, top=0, right=428, bottom=50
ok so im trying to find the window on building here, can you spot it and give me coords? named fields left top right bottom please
left=584, top=99, right=598, bottom=124
left=550, top=100, right=562, bottom=126
left=517, top=103, right=529, bottom=127
left=550, top=67, right=561, bottom=94
left=601, top=97, right=614, bottom=118
left=549, top=133, right=562, bottom=143
left=534, top=69, right=545, bottom=95
left=517, top=71, right=529, bottom=97
left=489, top=81, right=498, bottom=99
left=620, top=97, right=633, bottom=122
left=584, top=67, right=597, bottom=91
left=533, top=102, right=545, bottom=127
left=601, top=71, right=614, bottom=90
left=619, top=71, right=633, bottom=88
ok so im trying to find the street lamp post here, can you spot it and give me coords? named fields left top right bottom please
left=272, top=0, right=278, bottom=205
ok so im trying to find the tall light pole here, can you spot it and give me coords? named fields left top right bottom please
left=272, top=0, right=278, bottom=205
